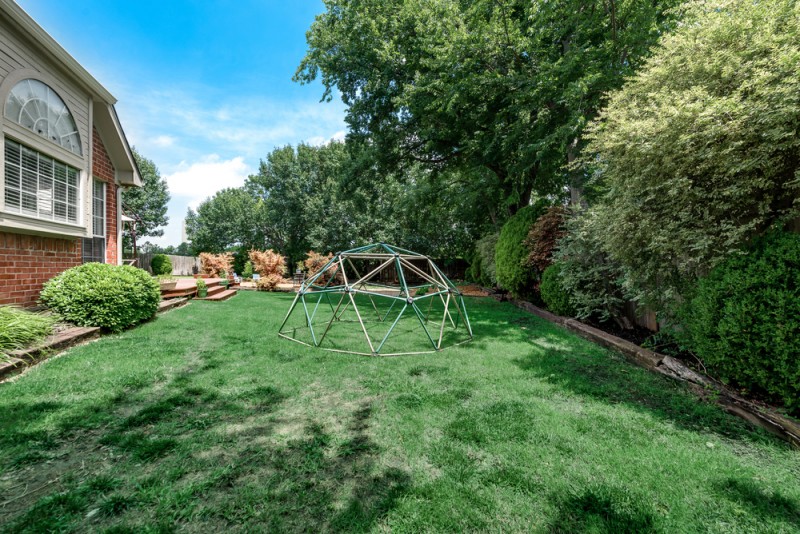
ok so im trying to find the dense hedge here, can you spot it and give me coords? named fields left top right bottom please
left=584, top=0, right=800, bottom=311
left=150, top=254, right=173, bottom=275
left=40, top=264, right=161, bottom=332
left=678, top=230, right=800, bottom=413
left=540, top=264, right=575, bottom=317
left=495, top=201, right=549, bottom=298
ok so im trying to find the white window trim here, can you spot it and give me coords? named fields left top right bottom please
left=3, top=137, right=84, bottom=229
left=92, top=179, right=105, bottom=237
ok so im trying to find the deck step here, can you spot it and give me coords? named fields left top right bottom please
left=195, top=289, right=238, bottom=302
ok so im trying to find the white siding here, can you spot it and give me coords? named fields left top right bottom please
left=0, top=14, right=92, bottom=238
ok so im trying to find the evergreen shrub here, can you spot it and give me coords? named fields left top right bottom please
left=40, top=264, right=160, bottom=332
left=150, top=254, right=172, bottom=276
left=495, top=201, right=549, bottom=298
left=678, top=229, right=800, bottom=412
left=540, top=264, right=575, bottom=317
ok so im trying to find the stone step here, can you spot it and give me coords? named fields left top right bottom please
left=195, top=289, right=238, bottom=302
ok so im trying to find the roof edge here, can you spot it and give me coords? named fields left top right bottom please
left=1, top=0, right=116, bottom=104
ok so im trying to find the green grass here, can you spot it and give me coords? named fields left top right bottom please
left=0, top=292, right=797, bottom=532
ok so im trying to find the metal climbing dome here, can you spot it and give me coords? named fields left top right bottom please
left=278, top=243, right=473, bottom=356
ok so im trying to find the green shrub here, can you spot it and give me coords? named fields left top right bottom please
left=553, top=208, right=632, bottom=329
left=677, top=229, right=800, bottom=412
left=150, top=254, right=172, bottom=276
left=40, top=264, right=160, bottom=332
left=467, top=232, right=499, bottom=287
left=539, top=264, right=575, bottom=317
left=495, top=201, right=549, bottom=298
left=0, top=306, right=55, bottom=356
left=242, top=261, right=254, bottom=279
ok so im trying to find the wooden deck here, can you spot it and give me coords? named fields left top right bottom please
left=161, top=277, right=239, bottom=302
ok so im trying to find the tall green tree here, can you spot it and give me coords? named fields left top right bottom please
left=185, top=188, right=268, bottom=254
left=122, top=148, right=170, bottom=252
left=295, top=0, right=680, bottom=212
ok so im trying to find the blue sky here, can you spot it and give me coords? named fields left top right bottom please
left=17, top=0, right=346, bottom=246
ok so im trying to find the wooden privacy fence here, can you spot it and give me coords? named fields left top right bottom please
left=135, top=253, right=201, bottom=276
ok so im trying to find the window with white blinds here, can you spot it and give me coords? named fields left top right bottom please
left=3, top=138, right=80, bottom=224
left=92, top=180, right=105, bottom=237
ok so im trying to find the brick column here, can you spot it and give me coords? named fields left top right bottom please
left=91, top=127, right=118, bottom=264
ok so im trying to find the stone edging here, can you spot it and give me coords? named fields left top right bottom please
left=0, top=298, right=192, bottom=382
left=504, top=297, right=800, bottom=449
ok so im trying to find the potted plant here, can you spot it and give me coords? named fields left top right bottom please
left=196, top=278, right=208, bottom=298
left=157, top=275, right=178, bottom=291
left=220, top=278, right=229, bottom=289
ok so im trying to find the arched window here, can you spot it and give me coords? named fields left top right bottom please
left=4, top=78, right=82, bottom=156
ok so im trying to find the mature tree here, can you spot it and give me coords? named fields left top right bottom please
left=185, top=188, right=268, bottom=254
left=296, top=0, right=680, bottom=212
left=584, top=0, right=800, bottom=311
left=245, top=143, right=348, bottom=264
left=122, top=148, right=170, bottom=252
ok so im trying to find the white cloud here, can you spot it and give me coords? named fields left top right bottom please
left=152, top=135, right=175, bottom=147
left=306, top=129, right=347, bottom=146
left=165, top=154, right=251, bottom=209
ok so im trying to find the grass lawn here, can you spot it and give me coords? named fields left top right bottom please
left=0, top=292, right=797, bottom=533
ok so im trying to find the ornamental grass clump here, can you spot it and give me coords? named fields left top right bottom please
left=0, top=306, right=55, bottom=356
left=40, top=264, right=160, bottom=332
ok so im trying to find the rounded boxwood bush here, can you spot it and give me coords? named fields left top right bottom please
left=679, top=229, right=800, bottom=412
left=40, top=263, right=161, bottom=332
left=495, top=201, right=550, bottom=298
left=150, top=254, right=172, bottom=275
left=540, top=263, right=575, bottom=317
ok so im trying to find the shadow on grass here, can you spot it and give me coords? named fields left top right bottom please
left=547, top=484, right=658, bottom=533
left=714, top=477, right=800, bottom=528
left=4, top=361, right=411, bottom=532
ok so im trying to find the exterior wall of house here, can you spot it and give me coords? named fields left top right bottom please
left=0, top=231, right=80, bottom=305
left=0, top=9, right=127, bottom=306
left=92, top=127, right=118, bottom=265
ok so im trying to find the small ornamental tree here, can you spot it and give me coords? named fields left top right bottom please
left=199, top=252, right=234, bottom=277
left=305, top=251, right=340, bottom=285
left=524, top=206, right=567, bottom=272
left=249, top=249, right=287, bottom=291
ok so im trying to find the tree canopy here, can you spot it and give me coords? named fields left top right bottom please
left=123, top=148, right=170, bottom=251
left=296, top=0, right=680, bottom=211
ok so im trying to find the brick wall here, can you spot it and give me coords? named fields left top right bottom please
left=92, top=127, right=118, bottom=264
left=0, top=232, right=81, bottom=306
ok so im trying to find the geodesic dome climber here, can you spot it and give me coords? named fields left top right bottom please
left=278, top=243, right=473, bottom=356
